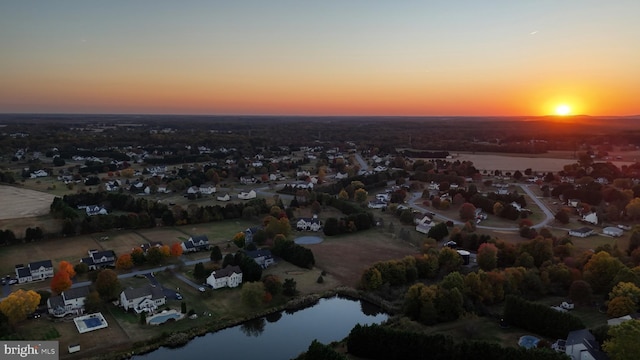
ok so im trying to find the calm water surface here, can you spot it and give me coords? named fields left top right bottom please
left=133, top=296, right=388, bottom=360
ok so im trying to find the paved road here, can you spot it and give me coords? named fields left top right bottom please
left=353, top=153, right=370, bottom=171
left=407, top=183, right=563, bottom=232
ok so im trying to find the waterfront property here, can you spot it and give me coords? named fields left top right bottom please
left=147, top=309, right=183, bottom=325
left=74, top=312, right=108, bottom=333
left=206, top=265, right=243, bottom=289
left=47, top=285, right=91, bottom=317
left=120, top=284, right=166, bottom=314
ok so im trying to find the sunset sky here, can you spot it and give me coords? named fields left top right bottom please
left=1, top=1, right=638, bottom=116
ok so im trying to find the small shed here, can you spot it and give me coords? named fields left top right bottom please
left=68, top=344, right=80, bottom=353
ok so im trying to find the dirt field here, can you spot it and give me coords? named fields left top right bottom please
left=450, top=152, right=638, bottom=173
left=305, top=229, right=420, bottom=287
left=0, top=185, right=56, bottom=220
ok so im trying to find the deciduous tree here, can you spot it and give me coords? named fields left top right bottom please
left=58, top=260, right=76, bottom=278
left=50, top=272, right=72, bottom=294
left=477, top=243, right=498, bottom=271
left=115, top=254, right=133, bottom=270
left=459, top=203, right=476, bottom=221
left=0, top=289, right=41, bottom=326
left=604, top=318, right=640, bottom=360
left=95, top=269, right=120, bottom=301
left=170, top=242, right=183, bottom=257
left=607, top=296, right=636, bottom=318
left=241, top=282, right=265, bottom=307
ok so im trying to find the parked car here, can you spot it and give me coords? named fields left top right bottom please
left=175, top=293, right=183, bottom=300
left=198, top=287, right=206, bottom=292
left=8, top=278, right=17, bottom=285
left=560, top=301, right=574, bottom=310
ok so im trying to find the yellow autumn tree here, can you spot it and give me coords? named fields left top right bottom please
left=0, top=289, right=41, bottom=326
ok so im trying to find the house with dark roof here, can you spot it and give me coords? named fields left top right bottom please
left=181, top=235, right=210, bottom=253
left=206, top=265, right=242, bottom=289
left=81, top=249, right=116, bottom=270
left=569, top=227, right=595, bottom=238
left=47, top=285, right=91, bottom=317
left=244, top=227, right=262, bottom=244
left=245, top=249, right=275, bottom=269
left=15, top=260, right=54, bottom=284
left=563, top=329, right=609, bottom=360
left=119, top=284, right=166, bottom=313
left=296, top=215, right=322, bottom=232
left=140, top=241, right=163, bottom=253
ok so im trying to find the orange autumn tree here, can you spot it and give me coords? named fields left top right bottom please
left=58, top=260, right=76, bottom=278
left=51, top=272, right=72, bottom=294
left=115, top=253, right=133, bottom=270
left=160, top=244, right=171, bottom=258
left=170, top=242, right=183, bottom=257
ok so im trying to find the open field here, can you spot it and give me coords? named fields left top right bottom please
left=448, top=151, right=639, bottom=173
left=0, top=185, right=56, bottom=220
left=305, top=228, right=420, bottom=287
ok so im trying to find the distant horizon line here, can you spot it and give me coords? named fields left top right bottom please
left=1, top=112, right=638, bottom=118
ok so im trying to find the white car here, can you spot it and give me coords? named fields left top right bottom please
left=198, top=287, right=206, bottom=292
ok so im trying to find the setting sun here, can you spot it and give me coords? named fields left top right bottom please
left=555, top=104, right=571, bottom=116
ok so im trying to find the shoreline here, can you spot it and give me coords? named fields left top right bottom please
left=81, top=286, right=390, bottom=360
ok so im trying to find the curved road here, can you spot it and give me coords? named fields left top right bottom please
left=408, top=183, right=560, bottom=232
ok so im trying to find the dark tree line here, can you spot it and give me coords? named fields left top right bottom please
left=503, top=295, right=585, bottom=339
left=272, top=238, right=315, bottom=269
left=347, top=324, right=567, bottom=360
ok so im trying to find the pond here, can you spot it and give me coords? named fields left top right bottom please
left=133, top=296, right=388, bottom=360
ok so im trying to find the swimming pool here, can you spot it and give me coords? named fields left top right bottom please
left=147, top=311, right=182, bottom=325
left=518, top=335, right=540, bottom=349
left=294, top=236, right=323, bottom=245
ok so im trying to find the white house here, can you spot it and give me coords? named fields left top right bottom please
left=15, top=260, right=54, bottom=284
left=216, top=193, right=231, bottom=202
left=296, top=216, right=322, bottom=231
left=199, top=184, right=216, bottom=195
left=238, top=190, right=257, bottom=200
left=186, top=186, right=200, bottom=194
left=181, top=235, right=210, bottom=252
left=582, top=212, right=598, bottom=225
left=206, top=265, right=243, bottom=289
left=30, top=170, right=48, bottom=178
left=563, top=329, right=608, bottom=360
left=569, top=227, right=594, bottom=238
left=86, top=205, right=108, bottom=216
left=120, top=285, right=166, bottom=314
left=603, top=227, right=624, bottom=237
left=47, top=285, right=91, bottom=317
left=81, top=249, right=116, bottom=270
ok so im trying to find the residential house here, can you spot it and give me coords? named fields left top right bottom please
left=562, top=329, right=608, bottom=360
left=186, top=186, right=200, bottom=195
left=140, top=241, right=163, bottom=253
left=81, top=249, right=116, bottom=270
left=568, top=199, right=581, bottom=208
left=569, top=227, right=595, bottom=238
left=244, top=227, right=261, bottom=244
left=603, top=227, right=624, bottom=237
left=415, top=215, right=434, bottom=234
left=296, top=215, right=322, bottom=232
left=181, top=235, right=210, bottom=253
left=85, top=205, right=108, bottom=216
left=30, top=169, right=48, bottom=178
left=216, top=193, right=231, bottom=202
left=240, top=176, right=257, bottom=185
left=199, top=184, right=216, bottom=195
left=15, top=260, right=54, bottom=284
left=238, top=190, right=257, bottom=200
left=368, top=200, right=387, bottom=209
left=47, top=285, right=91, bottom=317
left=582, top=212, right=599, bottom=225
left=206, top=265, right=243, bottom=289
left=245, top=249, right=275, bottom=269
left=119, top=284, right=166, bottom=313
